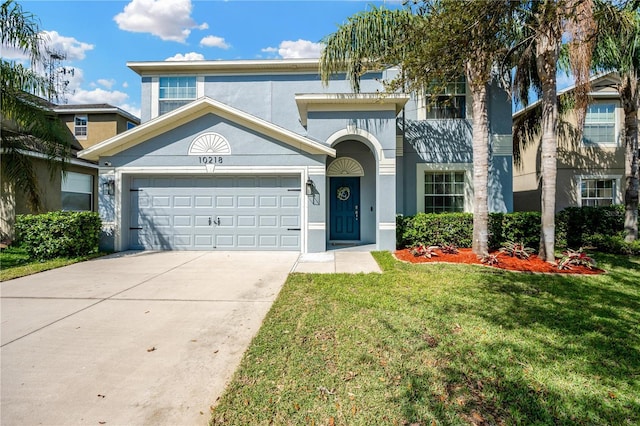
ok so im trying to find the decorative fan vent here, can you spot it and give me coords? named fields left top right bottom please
left=327, top=157, right=364, bottom=177
left=188, top=132, right=231, bottom=155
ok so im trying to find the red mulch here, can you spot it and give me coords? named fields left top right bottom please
left=395, top=248, right=605, bottom=275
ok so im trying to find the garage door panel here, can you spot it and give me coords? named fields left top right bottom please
left=174, top=216, right=191, bottom=227
left=237, top=196, right=256, bottom=207
left=281, top=235, right=300, bottom=248
left=259, top=196, right=278, bottom=207
left=215, top=196, right=234, bottom=207
left=130, top=175, right=300, bottom=250
left=237, top=216, right=256, bottom=227
left=173, top=196, right=192, bottom=207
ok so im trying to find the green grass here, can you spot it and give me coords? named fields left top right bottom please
left=0, top=247, right=106, bottom=281
left=211, top=252, right=640, bottom=425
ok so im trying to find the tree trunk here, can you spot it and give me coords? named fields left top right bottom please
left=467, top=63, right=490, bottom=257
left=621, top=74, right=639, bottom=242
left=536, top=32, right=559, bottom=262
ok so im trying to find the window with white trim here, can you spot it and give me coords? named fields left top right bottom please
left=424, top=78, right=466, bottom=119
left=61, top=172, right=93, bottom=211
left=583, top=103, right=616, bottom=145
left=74, top=115, right=87, bottom=139
left=424, top=171, right=465, bottom=212
left=580, top=178, right=615, bottom=206
left=159, top=76, right=196, bottom=115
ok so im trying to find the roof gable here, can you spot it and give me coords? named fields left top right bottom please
left=78, top=97, right=336, bottom=161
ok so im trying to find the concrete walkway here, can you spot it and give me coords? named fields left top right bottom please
left=291, top=249, right=382, bottom=274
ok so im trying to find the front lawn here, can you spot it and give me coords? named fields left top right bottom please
left=0, top=246, right=105, bottom=281
left=211, top=252, right=640, bottom=425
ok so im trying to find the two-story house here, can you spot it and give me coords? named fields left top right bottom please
left=78, top=59, right=513, bottom=253
left=0, top=103, right=140, bottom=240
left=513, top=72, right=637, bottom=212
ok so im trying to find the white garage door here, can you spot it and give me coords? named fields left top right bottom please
left=129, top=175, right=301, bottom=250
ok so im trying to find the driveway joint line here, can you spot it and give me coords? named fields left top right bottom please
left=1, top=252, right=210, bottom=348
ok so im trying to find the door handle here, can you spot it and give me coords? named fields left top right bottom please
left=216, top=217, right=221, bottom=226
left=208, top=217, right=212, bottom=226
left=355, top=204, right=359, bottom=221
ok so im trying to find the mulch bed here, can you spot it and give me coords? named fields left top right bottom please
left=395, top=248, right=605, bottom=275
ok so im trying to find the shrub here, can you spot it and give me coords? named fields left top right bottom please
left=584, top=233, right=640, bottom=256
left=489, top=212, right=541, bottom=250
left=558, top=248, right=597, bottom=270
left=499, top=241, right=535, bottom=259
left=401, top=213, right=473, bottom=248
left=555, top=205, right=626, bottom=249
left=15, top=211, right=101, bottom=260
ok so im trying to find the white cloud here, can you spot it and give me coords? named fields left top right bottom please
left=97, top=79, right=116, bottom=89
left=40, top=31, right=94, bottom=61
left=1, top=31, right=93, bottom=62
left=166, top=52, right=205, bottom=61
left=69, top=88, right=140, bottom=118
left=261, top=39, right=324, bottom=59
left=114, top=0, right=207, bottom=43
left=200, top=35, right=230, bottom=49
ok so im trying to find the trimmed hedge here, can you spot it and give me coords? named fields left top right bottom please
left=398, top=205, right=640, bottom=255
left=15, top=211, right=101, bottom=260
left=398, top=211, right=542, bottom=250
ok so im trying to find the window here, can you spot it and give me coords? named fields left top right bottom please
left=424, top=78, right=466, bottom=119
left=581, top=178, right=615, bottom=206
left=583, top=104, right=615, bottom=145
left=424, top=171, right=465, bottom=212
left=62, top=172, right=93, bottom=211
left=74, top=115, right=87, bottom=138
left=126, top=121, right=137, bottom=130
left=159, top=76, right=196, bottom=115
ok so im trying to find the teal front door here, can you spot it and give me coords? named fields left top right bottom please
left=330, top=177, right=360, bottom=240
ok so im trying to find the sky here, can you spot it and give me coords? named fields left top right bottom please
left=5, top=0, right=575, bottom=118
left=5, top=0, right=402, bottom=118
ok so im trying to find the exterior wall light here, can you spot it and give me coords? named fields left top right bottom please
left=102, top=178, right=115, bottom=196
left=306, top=178, right=314, bottom=196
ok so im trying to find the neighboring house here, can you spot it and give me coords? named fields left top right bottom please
left=78, top=59, right=513, bottom=253
left=513, top=72, right=638, bottom=212
left=0, top=103, right=140, bottom=239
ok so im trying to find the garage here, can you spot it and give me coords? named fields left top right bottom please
left=129, top=174, right=301, bottom=250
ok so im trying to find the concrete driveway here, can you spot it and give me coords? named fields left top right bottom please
left=1, top=250, right=299, bottom=425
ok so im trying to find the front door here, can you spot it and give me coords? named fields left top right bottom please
left=330, top=176, right=360, bottom=240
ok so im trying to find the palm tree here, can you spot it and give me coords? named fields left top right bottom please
left=1, top=0, right=70, bottom=212
left=592, top=1, right=639, bottom=242
left=511, top=0, right=597, bottom=262
left=320, top=1, right=514, bottom=257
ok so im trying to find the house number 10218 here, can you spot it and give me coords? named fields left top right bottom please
left=199, top=156, right=223, bottom=164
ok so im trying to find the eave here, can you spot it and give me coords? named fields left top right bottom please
left=295, top=93, right=410, bottom=126
left=78, top=96, right=336, bottom=162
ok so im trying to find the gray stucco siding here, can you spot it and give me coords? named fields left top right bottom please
left=102, top=114, right=324, bottom=169
left=307, top=110, right=398, bottom=151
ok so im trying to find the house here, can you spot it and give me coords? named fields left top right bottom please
left=0, top=103, right=140, bottom=239
left=78, top=59, right=513, bottom=253
left=513, top=72, right=638, bottom=212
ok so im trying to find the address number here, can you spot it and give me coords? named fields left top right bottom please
left=199, top=156, right=223, bottom=164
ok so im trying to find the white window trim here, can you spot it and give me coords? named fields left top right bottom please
left=74, top=115, right=88, bottom=140
left=61, top=171, right=94, bottom=211
left=581, top=101, right=620, bottom=148
left=416, top=163, right=473, bottom=213
left=416, top=81, right=471, bottom=121
left=576, top=174, right=623, bottom=206
left=151, top=75, right=204, bottom=119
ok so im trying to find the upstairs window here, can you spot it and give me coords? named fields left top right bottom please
left=583, top=103, right=616, bottom=145
left=74, top=115, right=87, bottom=139
left=424, top=171, right=465, bottom=213
left=424, top=78, right=466, bottom=119
left=159, top=76, right=197, bottom=115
